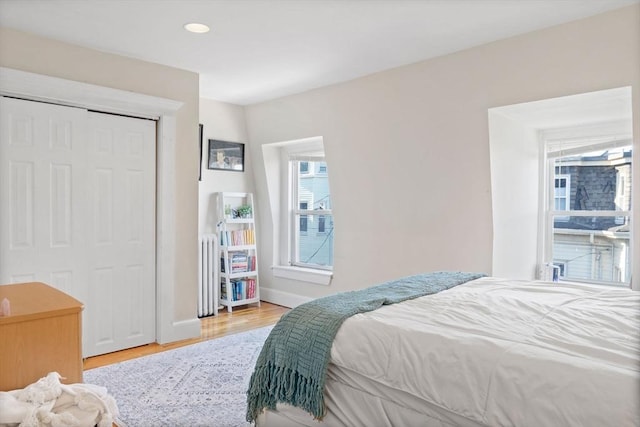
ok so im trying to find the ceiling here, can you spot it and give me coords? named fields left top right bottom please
left=0, top=0, right=637, bottom=106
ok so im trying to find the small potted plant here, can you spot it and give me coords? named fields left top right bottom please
left=234, top=204, right=252, bottom=219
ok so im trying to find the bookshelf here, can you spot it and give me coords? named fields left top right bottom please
left=217, top=192, right=260, bottom=312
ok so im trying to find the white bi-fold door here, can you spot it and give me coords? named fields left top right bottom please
left=0, top=96, right=156, bottom=357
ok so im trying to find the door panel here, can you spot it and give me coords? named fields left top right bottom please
left=85, top=112, right=156, bottom=356
left=0, top=97, right=88, bottom=302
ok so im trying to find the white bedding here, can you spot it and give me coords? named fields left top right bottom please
left=259, top=277, right=640, bottom=427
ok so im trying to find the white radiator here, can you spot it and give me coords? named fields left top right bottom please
left=198, top=234, right=219, bottom=317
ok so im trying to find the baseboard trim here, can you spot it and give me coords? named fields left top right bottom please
left=260, top=287, right=312, bottom=308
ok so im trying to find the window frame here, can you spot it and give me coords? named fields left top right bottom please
left=541, top=131, right=633, bottom=287
left=263, top=136, right=333, bottom=286
left=290, top=156, right=333, bottom=271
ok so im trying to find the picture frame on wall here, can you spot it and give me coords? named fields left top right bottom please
left=208, top=139, right=245, bottom=172
left=198, top=124, right=203, bottom=181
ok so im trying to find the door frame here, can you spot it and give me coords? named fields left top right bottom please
left=0, top=66, right=199, bottom=344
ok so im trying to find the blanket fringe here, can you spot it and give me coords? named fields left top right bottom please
left=246, top=362, right=326, bottom=422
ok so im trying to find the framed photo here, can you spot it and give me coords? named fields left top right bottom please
left=208, top=139, right=245, bottom=172
left=198, top=124, right=203, bottom=181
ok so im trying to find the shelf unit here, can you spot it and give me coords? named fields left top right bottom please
left=217, top=192, right=260, bottom=312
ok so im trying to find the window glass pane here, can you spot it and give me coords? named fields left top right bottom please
left=553, top=146, right=632, bottom=212
left=293, top=159, right=333, bottom=268
left=295, top=213, right=333, bottom=267
left=296, top=162, right=331, bottom=210
left=552, top=215, right=631, bottom=285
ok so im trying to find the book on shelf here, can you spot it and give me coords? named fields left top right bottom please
left=220, top=278, right=257, bottom=301
left=220, top=229, right=255, bottom=247
left=220, top=252, right=256, bottom=273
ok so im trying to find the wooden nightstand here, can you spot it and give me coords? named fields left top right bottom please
left=0, top=282, right=84, bottom=391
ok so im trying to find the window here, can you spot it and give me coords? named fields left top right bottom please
left=299, top=202, right=308, bottom=233
left=544, top=137, right=632, bottom=286
left=318, top=216, right=326, bottom=233
left=554, top=172, right=570, bottom=210
left=488, top=87, right=634, bottom=288
left=263, top=136, right=334, bottom=284
left=615, top=174, right=626, bottom=225
left=554, top=172, right=570, bottom=221
left=554, top=262, right=567, bottom=278
left=291, top=157, right=333, bottom=270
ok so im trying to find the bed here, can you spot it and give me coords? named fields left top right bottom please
left=247, top=274, right=640, bottom=427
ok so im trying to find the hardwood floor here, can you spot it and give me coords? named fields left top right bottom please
left=83, top=302, right=289, bottom=370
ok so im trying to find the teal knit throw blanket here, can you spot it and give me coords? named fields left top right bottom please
left=246, top=271, right=486, bottom=422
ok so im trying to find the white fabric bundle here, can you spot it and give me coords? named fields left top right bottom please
left=0, top=372, right=118, bottom=427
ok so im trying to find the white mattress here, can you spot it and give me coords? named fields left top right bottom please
left=258, top=277, right=640, bottom=427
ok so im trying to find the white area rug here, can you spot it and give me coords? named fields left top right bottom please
left=84, top=326, right=273, bottom=427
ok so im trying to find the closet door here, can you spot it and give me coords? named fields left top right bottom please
left=84, top=111, right=156, bottom=357
left=0, top=97, right=157, bottom=357
left=0, top=97, right=89, bottom=304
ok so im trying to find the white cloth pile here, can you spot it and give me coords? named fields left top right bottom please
left=0, top=372, right=118, bottom=427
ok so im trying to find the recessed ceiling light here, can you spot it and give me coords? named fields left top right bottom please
left=184, top=23, right=210, bottom=33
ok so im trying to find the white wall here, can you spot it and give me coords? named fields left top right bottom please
left=245, top=5, right=640, bottom=301
left=198, top=98, right=254, bottom=234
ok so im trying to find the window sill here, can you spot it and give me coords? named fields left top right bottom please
left=272, top=265, right=333, bottom=286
